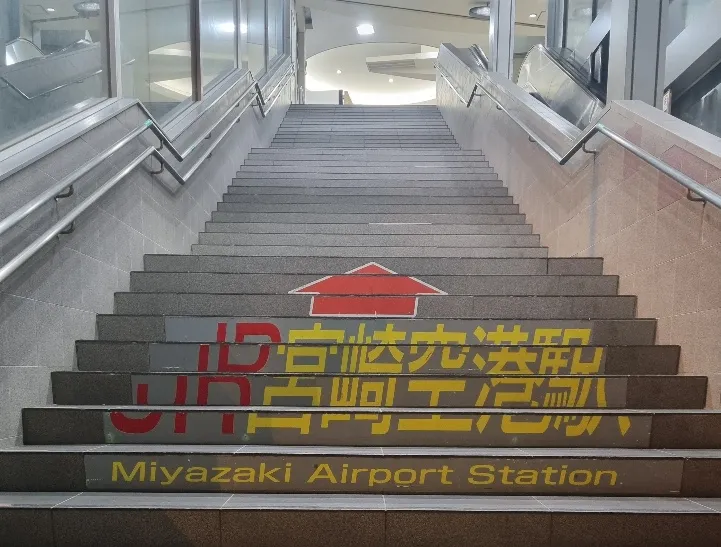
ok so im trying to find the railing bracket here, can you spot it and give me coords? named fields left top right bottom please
left=687, top=189, right=707, bottom=204
left=582, top=142, right=598, bottom=155
left=150, top=163, right=165, bottom=175
left=58, top=221, right=75, bottom=236
left=54, top=185, right=74, bottom=201
left=529, top=136, right=536, bottom=143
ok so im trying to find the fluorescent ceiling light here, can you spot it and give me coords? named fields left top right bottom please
left=529, top=13, right=538, bottom=18
left=336, top=69, right=342, bottom=74
left=356, top=23, right=375, bottom=36
left=216, top=22, right=235, bottom=33
left=45, top=7, right=56, bottom=12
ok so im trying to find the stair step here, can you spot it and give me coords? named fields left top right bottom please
left=113, top=293, right=635, bottom=318
left=196, top=232, right=539, bottom=248
left=129, top=273, right=615, bottom=296
left=21, top=406, right=721, bottom=448
left=209, top=212, right=527, bottom=225
left=2, top=492, right=720, bottom=547
left=204, top=222, right=534, bottom=235
left=75, top=341, right=679, bottom=375
left=214, top=203, right=520, bottom=216
left=243, top=159, right=491, bottom=167
left=142, top=256, right=604, bottom=275
left=221, top=194, right=514, bottom=204
left=0, top=446, right=718, bottom=496
left=51, top=372, right=705, bottom=409
left=226, top=186, right=510, bottom=196
left=233, top=173, right=496, bottom=181
left=231, top=178, right=503, bottom=187
left=249, top=147, right=485, bottom=155
left=190, top=244, right=548, bottom=259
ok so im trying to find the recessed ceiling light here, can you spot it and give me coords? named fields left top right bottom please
left=356, top=23, right=375, bottom=36
left=389, top=78, right=394, bottom=83
left=529, top=13, right=538, bottom=18
left=337, top=69, right=342, bottom=74
left=469, top=5, right=491, bottom=19
left=45, top=7, right=56, bottom=12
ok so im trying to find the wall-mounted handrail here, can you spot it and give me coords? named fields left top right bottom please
left=0, top=62, right=296, bottom=287
left=437, top=58, right=721, bottom=212
left=256, top=64, right=295, bottom=118
left=0, top=147, right=155, bottom=286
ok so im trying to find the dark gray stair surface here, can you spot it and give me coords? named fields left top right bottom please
left=75, top=341, right=679, bottom=374
left=3, top=492, right=721, bottom=547
left=6, top=103, right=716, bottom=534
left=19, top=406, right=721, bottom=448
left=143, top=256, right=606, bottom=275
left=190, top=244, right=550, bottom=258
left=196, top=231, right=538, bottom=247
left=128, top=272, right=617, bottom=295
left=205, top=222, right=535, bottom=235
left=112, top=293, right=636, bottom=318
left=94, top=316, right=660, bottom=344
left=52, top=372, right=705, bottom=409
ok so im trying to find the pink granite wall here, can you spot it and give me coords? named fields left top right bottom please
left=439, top=82, right=721, bottom=408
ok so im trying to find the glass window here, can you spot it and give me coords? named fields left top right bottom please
left=0, top=0, right=108, bottom=149
left=563, top=0, right=594, bottom=50
left=200, top=0, right=237, bottom=90
left=245, top=0, right=266, bottom=77
left=119, top=0, right=193, bottom=122
left=267, top=0, right=285, bottom=65
left=668, top=0, right=713, bottom=43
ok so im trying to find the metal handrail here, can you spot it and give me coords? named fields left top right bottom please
left=0, top=63, right=296, bottom=286
left=255, top=63, right=295, bottom=118
left=438, top=62, right=721, bottom=211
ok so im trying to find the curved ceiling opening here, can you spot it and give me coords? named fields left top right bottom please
left=306, top=42, right=438, bottom=105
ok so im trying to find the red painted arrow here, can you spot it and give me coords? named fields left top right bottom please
left=289, top=262, right=446, bottom=317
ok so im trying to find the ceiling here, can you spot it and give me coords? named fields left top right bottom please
left=306, top=42, right=437, bottom=105
left=300, top=0, right=550, bottom=105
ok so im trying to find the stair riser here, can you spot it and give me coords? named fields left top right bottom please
left=95, top=316, right=658, bottom=346
left=196, top=233, right=538, bottom=247
left=221, top=194, right=514, bottom=204
left=227, top=186, right=507, bottom=196
left=128, top=273, right=616, bottom=296
left=190, top=245, right=549, bottom=258
left=209, top=212, right=526, bottom=225
left=233, top=174, right=496, bottom=181
left=142, top=256, right=603, bottom=275
left=113, top=294, right=635, bottom=319
left=5, top=451, right=721, bottom=497
left=249, top=148, right=485, bottom=155
left=204, top=223, right=534, bottom=235
left=243, top=160, right=490, bottom=167
left=21, top=408, right=721, bottom=449
left=75, top=342, right=679, bottom=376
left=214, top=204, right=520, bottom=215
left=52, top=373, right=705, bottom=409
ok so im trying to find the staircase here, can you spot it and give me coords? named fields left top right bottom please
left=3, top=105, right=721, bottom=546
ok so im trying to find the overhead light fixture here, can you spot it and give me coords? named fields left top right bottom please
left=529, top=13, right=538, bottom=18
left=74, top=2, right=101, bottom=17
left=469, top=4, right=491, bottom=20
left=356, top=23, right=375, bottom=36
left=336, top=69, right=342, bottom=74
left=389, top=78, right=394, bottom=83
left=45, top=7, right=56, bottom=12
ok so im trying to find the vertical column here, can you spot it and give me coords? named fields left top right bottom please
left=488, top=0, right=515, bottom=78
left=607, top=0, right=668, bottom=108
left=0, top=0, right=8, bottom=67
left=546, top=0, right=565, bottom=49
left=190, top=0, right=203, bottom=100
left=105, top=0, right=122, bottom=97
left=296, top=10, right=306, bottom=104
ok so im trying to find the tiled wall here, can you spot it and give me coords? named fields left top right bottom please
left=438, top=78, right=721, bottom=409
left=0, top=83, right=292, bottom=445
